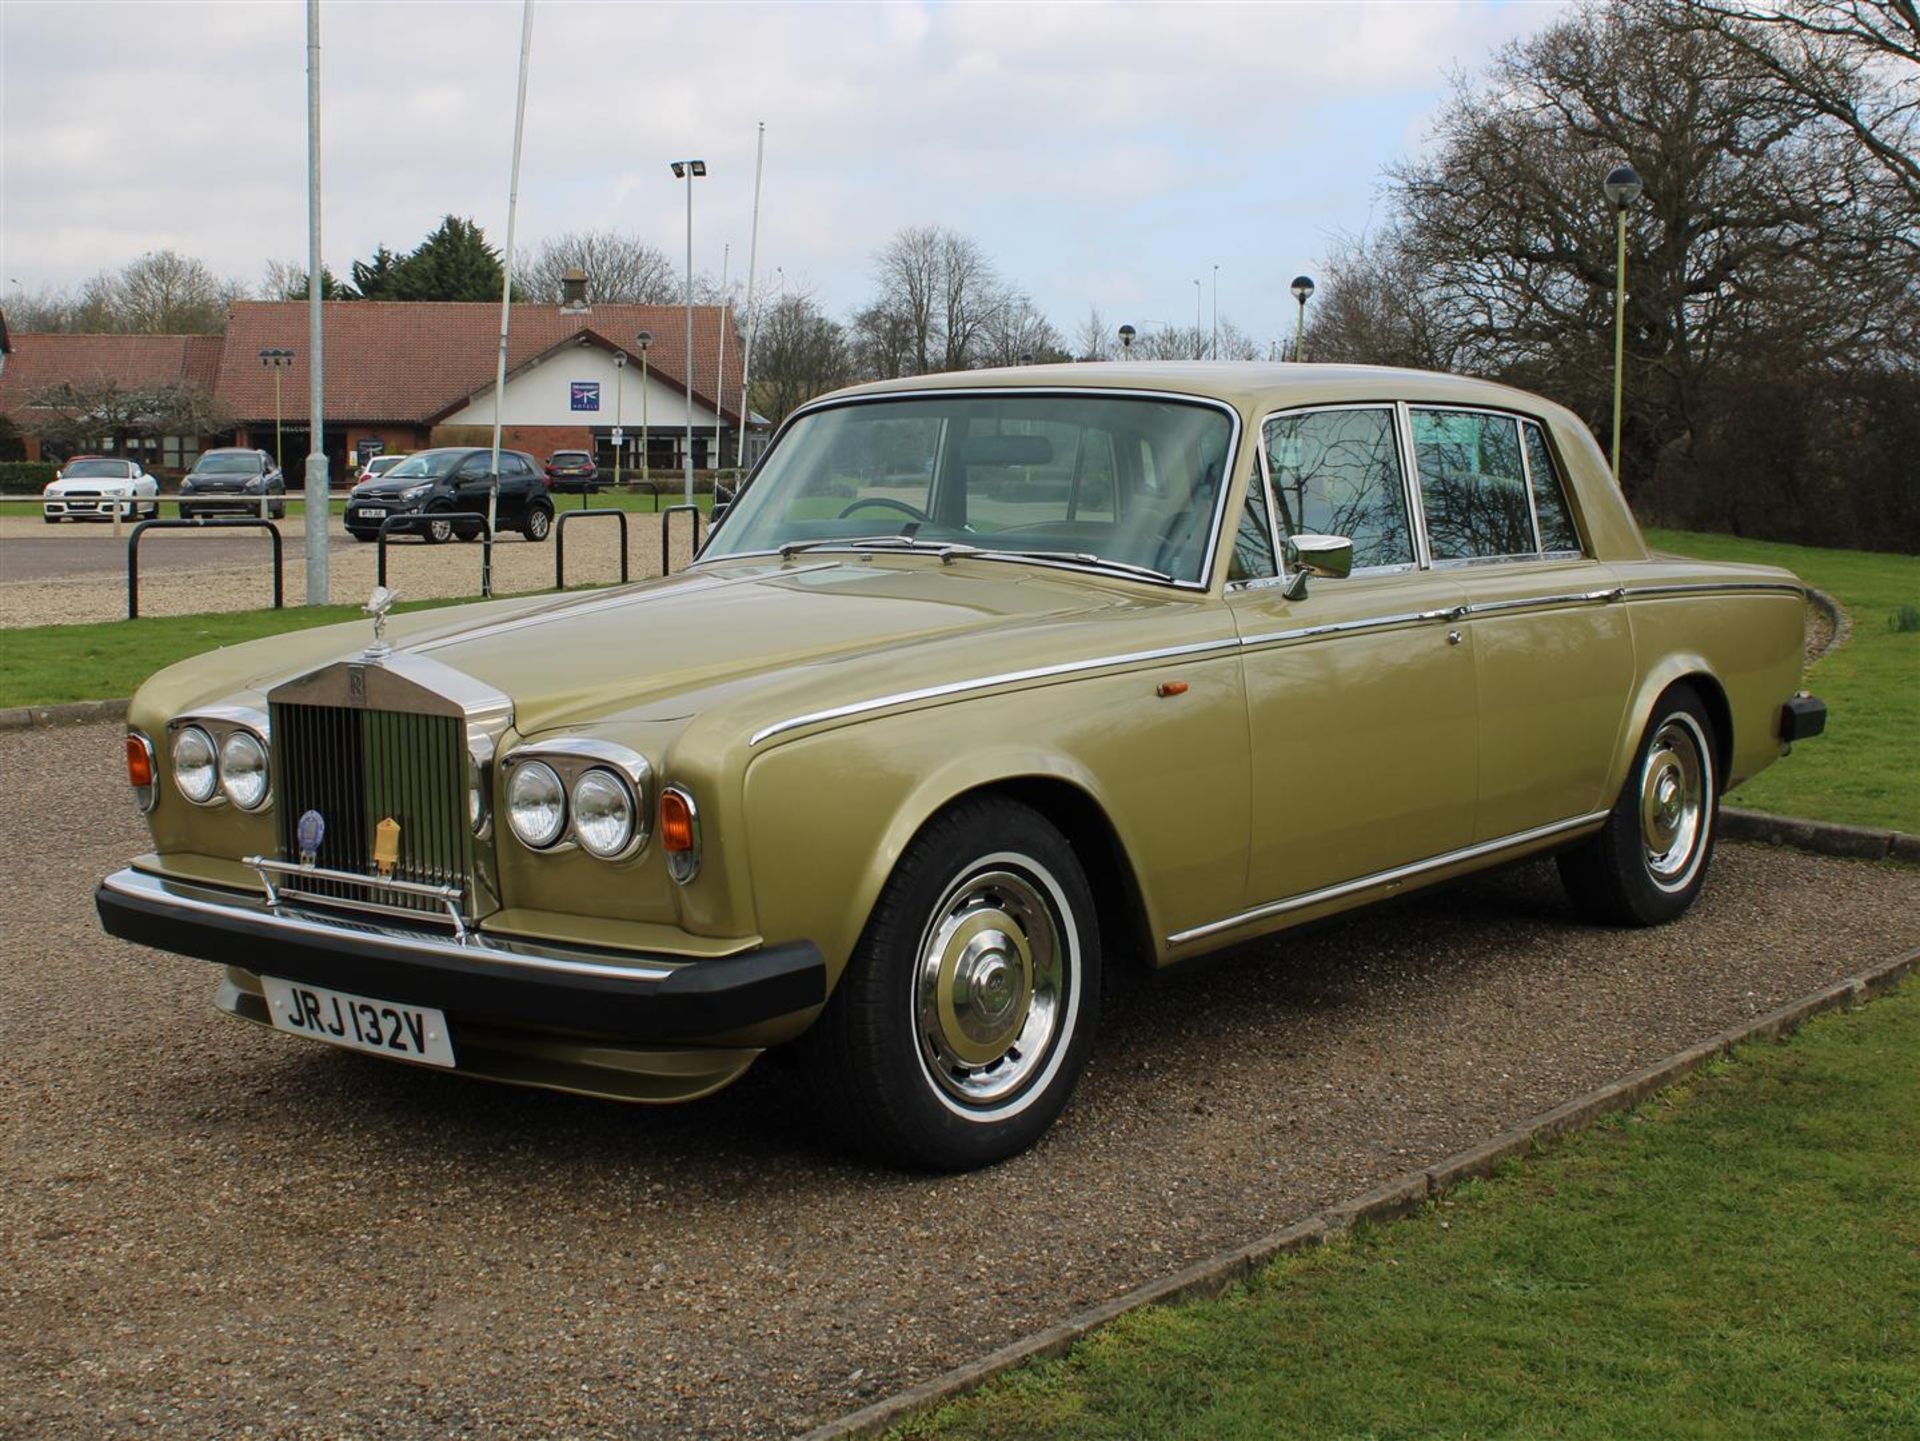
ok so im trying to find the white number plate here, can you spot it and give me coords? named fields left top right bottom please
left=357, top=506, right=389, bottom=519
left=261, top=977, right=455, bottom=1067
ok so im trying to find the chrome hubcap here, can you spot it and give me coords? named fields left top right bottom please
left=1639, top=718, right=1707, bottom=888
left=915, top=864, right=1063, bottom=1107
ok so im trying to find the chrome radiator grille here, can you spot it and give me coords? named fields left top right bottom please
left=270, top=702, right=472, bottom=921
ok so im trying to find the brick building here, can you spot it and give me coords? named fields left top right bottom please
left=0, top=298, right=757, bottom=479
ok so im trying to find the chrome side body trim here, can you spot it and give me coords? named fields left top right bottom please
left=1167, top=810, right=1611, bottom=946
left=103, top=867, right=676, bottom=981
left=697, top=386, right=1245, bottom=594
left=747, top=635, right=1244, bottom=747
left=1463, top=588, right=1621, bottom=617
left=1236, top=607, right=1456, bottom=653
left=1619, top=581, right=1806, bottom=600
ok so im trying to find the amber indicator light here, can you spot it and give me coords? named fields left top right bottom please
left=125, top=734, right=153, bottom=786
left=661, top=791, right=695, bottom=852
left=1156, top=680, right=1189, bottom=698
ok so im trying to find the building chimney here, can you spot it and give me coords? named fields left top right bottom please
left=560, top=267, right=589, bottom=311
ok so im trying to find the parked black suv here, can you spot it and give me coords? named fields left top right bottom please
left=178, top=448, right=286, bottom=519
left=344, top=447, right=555, bottom=543
left=544, top=450, right=601, bottom=492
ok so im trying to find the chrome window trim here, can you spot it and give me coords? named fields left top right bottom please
left=695, top=386, right=1245, bottom=594
left=101, top=867, right=679, bottom=980
left=1167, top=809, right=1611, bottom=946
left=1256, top=401, right=1417, bottom=581
left=1519, top=419, right=1590, bottom=558
left=1395, top=401, right=1433, bottom=569
left=1405, top=403, right=1548, bottom=569
left=748, top=634, right=1244, bottom=747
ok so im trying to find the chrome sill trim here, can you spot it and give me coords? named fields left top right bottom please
left=748, top=635, right=1244, bottom=747
left=103, top=868, right=677, bottom=982
left=1620, top=581, right=1806, bottom=600
left=1166, top=810, right=1610, bottom=947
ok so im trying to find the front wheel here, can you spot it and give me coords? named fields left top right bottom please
left=802, top=797, right=1100, bottom=1170
left=1559, top=684, right=1720, bottom=926
left=423, top=508, right=453, bottom=544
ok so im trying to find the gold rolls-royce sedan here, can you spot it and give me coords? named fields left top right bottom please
left=97, top=364, right=1827, bottom=1169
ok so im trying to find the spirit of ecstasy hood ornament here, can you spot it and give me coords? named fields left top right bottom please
left=363, top=585, right=398, bottom=661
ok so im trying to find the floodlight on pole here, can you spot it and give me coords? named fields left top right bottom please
left=1290, top=275, right=1315, bottom=362
left=670, top=159, right=706, bottom=506
left=1211, top=263, right=1219, bottom=360
left=1117, top=324, right=1136, bottom=359
left=258, top=347, right=293, bottom=477
left=636, top=330, right=653, bottom=495
left=302, top=0, right=328, bottom=605
left=1603, top=163, right=1643, bottom=487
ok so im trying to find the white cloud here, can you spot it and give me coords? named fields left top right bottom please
left=1, top=0, right=1555, bottom=344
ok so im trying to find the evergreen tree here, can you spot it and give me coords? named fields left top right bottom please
left=390, top=217, right=502, bottom=302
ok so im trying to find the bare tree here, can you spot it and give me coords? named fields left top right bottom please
left=513, top=230, right=678, bottom=304
left=751, top=293, right=851, bottom=424
left=978, top=293, right=1065, bottom=367
left=848, top=301, right=916, bottom=382
left=1074, top=307, right=1114, bottom=361
left=26, top=377, right=229, bottom=451
left=105, top=250, right=245, bottom=333
left=863, top=225, right=1007, bottom=374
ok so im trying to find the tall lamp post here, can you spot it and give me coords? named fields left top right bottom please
left=1211, top=263, right=1219, bottom=359
left=1603, top=164, right=1643, bottom=486
left=611, top=350, right=627, bottom=493
left=1192, top=279, right=1202, bottom=357
left=1290, top=276, right=1315, bottom=362
left=636, top=330, right=653, bottom=500
left=1117, top=323, right=1136, bottom=359
left=669, top=158, right=706, bottom=506
left=258, top=347, right=294, bottom=475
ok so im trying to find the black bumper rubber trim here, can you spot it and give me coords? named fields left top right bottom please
left=96, top=880, right=825, bottom=1042
left=1782, top=694, right=1827, bottom=742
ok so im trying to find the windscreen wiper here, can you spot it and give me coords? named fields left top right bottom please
left=777, top=534, right=980, bottom=561
left=968, top=549, right=1175, bottom=583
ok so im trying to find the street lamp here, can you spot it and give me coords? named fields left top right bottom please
left=670, top=158, right=707, bottom=506
left=611, top=350, right=628, bottom=497
left=1289, top=276, right=1314, bottom=362
left=258, top=347, right=294, bottom=475
left=1018, top=351, right=1034, bottom=367
left=1211, top=263, right=1219, bottom=359
left=1192, top=279, right=1202, bottom=357
left=1117, top=324, right=1136, bottom=359
left=1603, top=163, right=1643, bottom=486
left=636, top=331, right=653, bottom=500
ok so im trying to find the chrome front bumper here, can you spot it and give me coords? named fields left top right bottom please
left=95, top=867, right=825, bottom=1043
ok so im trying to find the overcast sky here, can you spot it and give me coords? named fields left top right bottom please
left=1, top=1, right=1560, bottom=349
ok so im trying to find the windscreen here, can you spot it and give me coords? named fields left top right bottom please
left=706, top=393, right=1235, bottom=583
left=383, top=452, right=465, bottom=480
left=193, top=453, right=263, bottom=475
left=62, top=459, right=130, bottom=478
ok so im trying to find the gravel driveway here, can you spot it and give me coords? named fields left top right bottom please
left=0, top=511, right=702, bottom=628
left=4, top=721, right=1915, bottom=1439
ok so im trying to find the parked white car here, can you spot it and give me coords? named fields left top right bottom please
left=42, top=456, right=161, bottom=522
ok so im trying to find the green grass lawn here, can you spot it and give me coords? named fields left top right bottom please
left=1644, top=528, right=1919, bottom=833
left=0, top=596, right=509, bottom=708
left=896, top=982, right=1920, bottom=1441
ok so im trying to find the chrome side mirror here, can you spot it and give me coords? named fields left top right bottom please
left=1280, top=533, right=1353, bottom=600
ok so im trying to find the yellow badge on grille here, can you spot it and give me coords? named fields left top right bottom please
left=372, top=816, right=402, bottom=877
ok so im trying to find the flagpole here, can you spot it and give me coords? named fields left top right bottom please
left=736, top=121, right=765, bottom=469
left=486, top=0, right=535, bottom=598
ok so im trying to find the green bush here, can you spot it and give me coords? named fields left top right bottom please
left=1890, top=602, right=1920, bottom=634
left=0, top=460, right=58, bottom=493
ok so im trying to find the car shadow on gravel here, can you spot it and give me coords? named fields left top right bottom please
left=233, top=857, right=1589, bottom=1186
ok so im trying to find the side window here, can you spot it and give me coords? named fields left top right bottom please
left=1263, top=407, right=1413, bottom=571
left=1410, top=410, right=1534, bottom=562
left=455, top=454, right=490, bottom=480
left=1228, top=466, right=1278, bottom=582
left=1523, top=422, right=1580, bottom=554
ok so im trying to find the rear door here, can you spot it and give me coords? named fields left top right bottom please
left=1407, top=407, right=1636, bottom=839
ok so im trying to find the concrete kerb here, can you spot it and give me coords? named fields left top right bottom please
left=801, top=943, right=1920, bottom=1441
left=0, top=698, right=130, bottom=732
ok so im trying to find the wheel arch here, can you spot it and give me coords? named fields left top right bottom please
left=1614, top=656, right=1734, bottom=797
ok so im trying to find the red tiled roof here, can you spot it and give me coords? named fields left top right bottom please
left=0, top=333, right=224, bottom=412
left=217, top=301, right=746, bottom=426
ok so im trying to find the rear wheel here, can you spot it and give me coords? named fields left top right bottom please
left=802, top=797, right=1100, bottom=1170
left=1559, top=684, right=1719, bottom=926
left=522, top=503, right=553, bottom=542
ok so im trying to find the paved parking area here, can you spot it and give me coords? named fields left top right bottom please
left=4, top=720, right=1916, bottom=1437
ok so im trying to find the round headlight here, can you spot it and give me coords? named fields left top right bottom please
left=506, top=760, right=566, bottom=848
left=570, top=768, right=636, bottom=859
left=218, top=730, right=270, bottom=810
left=172, top=726, right=218, bottom=804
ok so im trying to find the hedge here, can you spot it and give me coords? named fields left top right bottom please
left=0, top=461, right=57, bottom=493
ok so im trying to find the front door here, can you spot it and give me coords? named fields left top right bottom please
left=1231, top=404, right=1479, bottom=913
